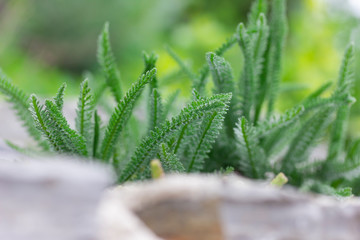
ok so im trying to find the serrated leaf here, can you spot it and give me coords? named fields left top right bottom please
left=118, top=92, right=232, bottom=183
left=53, top=83, right=66, bottom=111
left=235, top=117, right=268, bottom=178
left=97, top=22, right=122, bottom=103
left=75, top=79, right=94, bottom=153
left=159, top=143, right=185, bottom=173
left=148, top=88, right=163, bottom=133
left=100, top=69, right=156, bottom=161
left=247, top=0, right=268, bottom=29
left=0, top=70, right=48, bottom=149
left=237, top=23, right=256, bottom=121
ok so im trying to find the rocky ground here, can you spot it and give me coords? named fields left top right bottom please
left=2, top=158, right=360, bottom=240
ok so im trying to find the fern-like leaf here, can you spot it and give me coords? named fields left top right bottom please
left=302, top=93, right=355, bottom=111
left=30, top=95, right=64, bottom=152
left=327, top=106, right=351, bottom=163
left=255, top=105, right=304, bottom=137
left=206, top=52, right=234, bottom=95
left=53, top=83, right=66, bottom=111
left=100, top=69, right=156, bottom=161
left=159, top=143, right=185, bottom=173
left=44, top=100, right=88, bottom=156
left=92, top=110, right=101, bottom=158
left=206, top=52, right=237, bottom=137
left=281, top=107, right=334, bottom=178
left=302, top=82, right=332, bottom=103
left=5, top=140, right=33, bottom=156
left=247, top=0, right=268, bottom=29
left=252, top=0, right=287, bottom=119
left=118, top=92, right=232, bottom=183
left=0, top=71, right=48, bottom=149
left=97, top=22, right=122, bottom=103
left=266, top=0, right=287, bottom=117
left=237, top=23, right=256, bottom=121
left=328, top=141, right=360, bottom=182
left=327, top=44, right=355, bottom=164
left=75, top=79, right=94, bottom=152
left=30, top=95, right=87, bottom=155
left=196, top=35, right=238, bottom=91
left=334, top=44, right=355, bottom=95
left=252, top=14, right=271, bottom=123
left=235, top=116, right=267, bottom=178
left=143, top=51, right=159, bottom=90
left=186, top=110, right=227, bottom=172
left=253, top=14, right=269, bottom=75
left=148, top=88, right=163, bottom=132
left=262, top=119, right=300, bottom=159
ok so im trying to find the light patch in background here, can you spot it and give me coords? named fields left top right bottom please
left=326, top=0, right=360, bottom=17
left=326, top=0, right=360, bottom=45
left=349, top=0, right=360, bottom=17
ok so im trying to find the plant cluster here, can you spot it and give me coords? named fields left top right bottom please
left=0, top=0, right=359, bottom=196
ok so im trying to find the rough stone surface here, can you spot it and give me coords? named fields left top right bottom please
left=99, top=189, right=162, bottom=240
left=0, top=156, right=113, bottom=240
left=104, top=175, right=360, bottom=240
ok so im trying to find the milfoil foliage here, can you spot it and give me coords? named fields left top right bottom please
left=0, top=0, right=359, bottom=196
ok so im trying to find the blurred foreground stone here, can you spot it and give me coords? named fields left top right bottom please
left=102, top=175, right=360, bottom=240
left=0, top=155, right=113, bottom=240
left=2, top=150, right=360, bottom=240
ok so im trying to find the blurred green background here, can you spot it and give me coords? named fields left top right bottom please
left=0, top=0, right=360, bottom=134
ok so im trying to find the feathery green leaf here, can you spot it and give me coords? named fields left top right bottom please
left=44, top=100, right=88, bottom=156
left=252, top=14, right=270, bottom=124
left=143, top=51, right=159, bottom=90
left=235, top=116, right=268, bottom=178
left=327, top=44, right=355, bottom=164
left=206, top=52, right=237, bottom=137
left=196, top=35, right=238, bottom=91
left=266, top=0, right=287, bottom=117
left=303, top=82, right=332, bottom=103
left=0, top=71, right=47, bottom=149
left=159, top=143, right=185, bottom=173
left=148, top=88, right=163, bottom=132
left=100, top=69, right=156, bottom=161
left=30, top=95, right=64, bottom=151
left=247, top=0, right=268, bottom=29
left=97, top=22, right=122, bottom=103
left=256, top=105, right=304, bottom=138
left=186, top=110, right=227, bottom=172
left=92, top=110, right=101, bottom=158
left=75, top=79, right=94, bottom=152
left=118, top=92, right=232, bottom=183
left=53, top=83, right=66, bottom=111
left=206, top=52, right=234, bottom=95
left=237, top=23, right=256, bottom=121
left=282, top=107, right=334, bottom=177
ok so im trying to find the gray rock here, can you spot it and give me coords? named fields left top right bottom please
left=99, top=189, right=163, bottom=240
left=0, top=157, right=113, bottom=240
left=103, top=175, right=360, bottom=240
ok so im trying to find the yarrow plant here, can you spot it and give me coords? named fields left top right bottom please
left=0, top=0, right=359, bottom=196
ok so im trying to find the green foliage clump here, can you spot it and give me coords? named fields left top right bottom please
left=0, top=0, right=360, bottom=196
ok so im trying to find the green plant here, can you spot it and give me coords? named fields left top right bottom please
left=0, top=0, right=359, bottom=196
